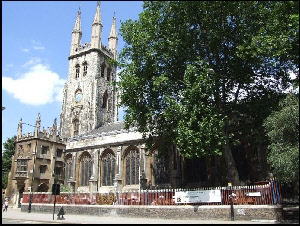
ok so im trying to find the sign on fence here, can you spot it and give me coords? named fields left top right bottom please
left=174, top=189, right=221, bottom=203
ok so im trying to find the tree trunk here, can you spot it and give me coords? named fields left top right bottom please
left=224, top=146, right=240, bottom=186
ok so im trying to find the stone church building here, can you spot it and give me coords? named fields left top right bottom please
left=59, top=2, right=182, bottom=193
left=5, top=2, right=269, bottom=207
left=5, top=3, right=182, bottom=207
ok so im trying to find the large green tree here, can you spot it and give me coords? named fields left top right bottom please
left=2, top=136, right=17, bottom=189
left=118, top=1, right=299, bottom=184
left=263, top=93, right=299, bottom=185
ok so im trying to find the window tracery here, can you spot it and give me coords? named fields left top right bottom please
left=125, top=149, right=140, bottom=185
left=101, top=151, right=116, bottom=186
left=153, top=153, right=170, bottom=184
left=80, top=153, right=92, bottom=186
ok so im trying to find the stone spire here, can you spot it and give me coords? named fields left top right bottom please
left=70, top=6, right=82, bottom=55
left=17, top=118, right=22, bottom=141
left=51, top=118, right=57, bottom=138
left=108, top=9, right=118, bottom=60
left=93, top=2, right=102, bottom=25
left=34, top=113, right=41, bottom=138
left=91, top=1, right=103, bottom=49
left=73, top=5, right=82, bottom=32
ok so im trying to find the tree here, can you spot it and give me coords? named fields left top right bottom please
left=118, top=1, right=299, bottom=185
left=263, top=93, right=299, bottom=184
left=2, top=136, right=17, bottom=189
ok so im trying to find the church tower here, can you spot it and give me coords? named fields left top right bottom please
left=60, top=2, right=118, bottom=139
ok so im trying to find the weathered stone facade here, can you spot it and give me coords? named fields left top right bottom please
left=59, top=3, right=176, bottom=193
left=5, top=114, right=66, bottom=207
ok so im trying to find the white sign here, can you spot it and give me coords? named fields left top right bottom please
left=174, top=189, right=221, bottom=203
left=246, top=192, right=261, bottom=197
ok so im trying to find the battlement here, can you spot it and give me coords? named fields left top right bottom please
left=101, top=44, right=114, bottom=57
left=17, top=115, right=64, bottom=144
left=74, top=42, right=91, bottom=53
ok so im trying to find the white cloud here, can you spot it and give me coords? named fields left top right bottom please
left=21, top=48, right=30, bottom=53
left=2, top=64, right=66, bottom=105
left=31, top=40, right=45, bottom=51
left=22, top=58, right=41, bottom=67
left=33, top=46, right=45, bottom=50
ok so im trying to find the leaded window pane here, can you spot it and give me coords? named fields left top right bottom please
left=154, top=154, right=169, bottom=184
left=103, top=159, right=107, bottom=186
left=126, top=155, right=130, bottom=185
left=135, top=152, right=140, bottom=184
left=125, top=149, right=140, bottom=185
left=111, top=158, right=115, bottom=185
left=102, top=152, right=116, bottom=186
left=107, top=157, right=111, bottom=185
left=131, top=152, right=135, bottom=185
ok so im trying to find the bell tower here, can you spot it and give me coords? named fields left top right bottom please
left=60, top=2, right=118, bottom=139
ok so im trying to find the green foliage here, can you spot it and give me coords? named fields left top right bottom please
left=59, top=184, right=72, bottom=192
left=264, top=93, right=299, bottom=183
left=2, top=136, right=16, bottom=189
left=118, top=1, right=299, bottom=160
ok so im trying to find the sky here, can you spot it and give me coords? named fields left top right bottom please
left=2, top=1, right=144, bottom=149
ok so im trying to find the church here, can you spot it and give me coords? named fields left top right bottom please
left=5, top=3, right=183, bottom=207
left=5, top=2, right=269, bottom=207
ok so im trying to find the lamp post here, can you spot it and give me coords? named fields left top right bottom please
left=53, top=154, right=57, bottom=220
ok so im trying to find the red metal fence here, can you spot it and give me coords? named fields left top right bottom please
left=22, top=181, right=281, bottom=206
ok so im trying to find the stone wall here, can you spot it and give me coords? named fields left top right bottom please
left=21, top=203, right=282, bottom=222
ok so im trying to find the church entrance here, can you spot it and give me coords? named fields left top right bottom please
left=18, top=187, right=24, bottom=208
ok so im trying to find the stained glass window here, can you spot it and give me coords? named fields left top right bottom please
left=65, top=155, right=72, bottom=181
left=154, top=153, right=170, bottom=184
left=80, top=154, right=92, bottom=186
left=102, top=152, right=115, bottom=186
left=125, top=149, right=140, bottom=185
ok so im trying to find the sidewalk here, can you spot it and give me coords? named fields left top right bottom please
left=2, top=207, right=278, bottom=224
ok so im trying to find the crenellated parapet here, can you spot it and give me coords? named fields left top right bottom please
left=101, top=44, right=114, bottom=58
left=17, top=114, right=64, bottom=143
left=74, top=42, right=91, bottom=53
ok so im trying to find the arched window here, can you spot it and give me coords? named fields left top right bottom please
left=75, top=64, right=80, bottom=78
left=125, top=148, right=140, bottom=185
left=75, top=89, right=83, bottom=103
left=107, top=68, right=111, bottom=81
left=65, top=154, right=73, bottom=182
left=101, top=63, right=106, bottom=78
left=101, top=150, right=116, bottom=186
left=73, top=119, right=79, bottom=136
left=102, top=91, right=108, bottom=109
left=153, top=153, right=170, bottom=184
left=80, top=153, right=93, bottom=186
left=83, top=61, right=88, bottom=76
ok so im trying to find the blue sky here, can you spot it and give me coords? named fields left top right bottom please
left=2, top=1, right=144, bottom=148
